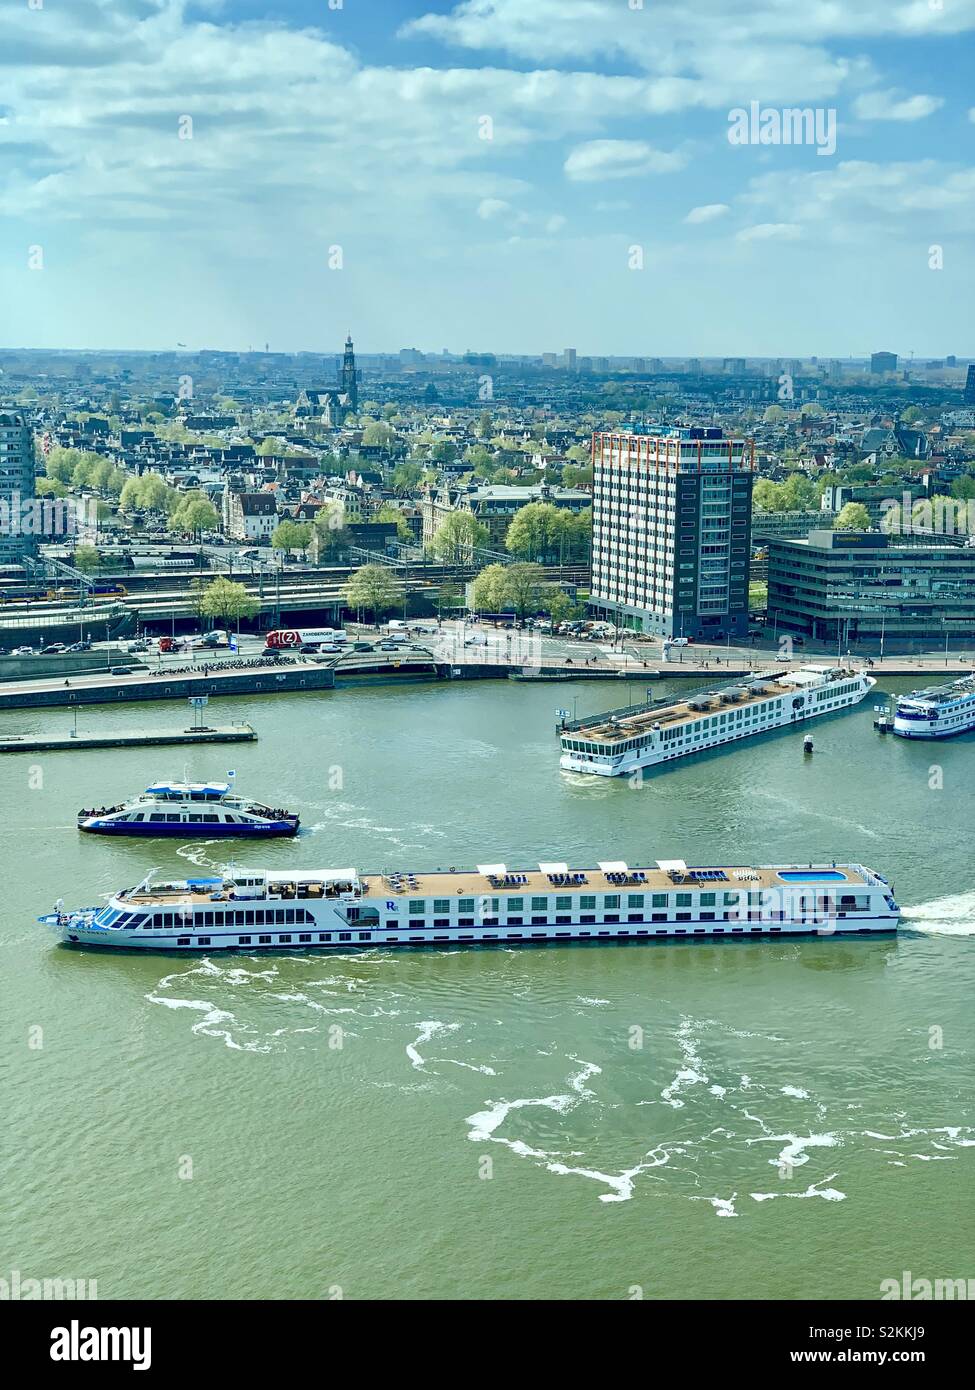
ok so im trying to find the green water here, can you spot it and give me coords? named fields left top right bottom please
left=2, top=678, right=973, bottom=1300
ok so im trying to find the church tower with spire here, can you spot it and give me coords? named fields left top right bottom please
left=340, top=334, right=359, bottom=412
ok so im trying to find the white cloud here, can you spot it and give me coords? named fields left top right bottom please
left=564, top=139, right=685, bottom=182
left=854, top=90, right=944, bottom=121
left=685, top=203, right=729, bottom=224
left=477, top=199, right=511, bottom=220
left=736, top=223, right=802, bottom=242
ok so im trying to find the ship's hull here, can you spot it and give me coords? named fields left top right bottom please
left=77, top=820, right=298, bottom=838
left=49, top=913, right=899, bottom=952
left=892, top=718, right=975, bottom=739
left=561, top=685, right=873, bottom=777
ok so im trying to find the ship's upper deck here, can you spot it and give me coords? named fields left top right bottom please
left=562, top=666, right=858, bottom=747
left=118, top=861, right=875, bottom=905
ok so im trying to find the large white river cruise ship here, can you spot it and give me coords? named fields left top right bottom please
left=39, top=858, right=900, bottom=951
left=559, top=665, right=875, bottom=777
left=893, top=675, right=975, bottom=739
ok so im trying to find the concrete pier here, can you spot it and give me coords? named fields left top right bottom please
left=0, top=723, right=257, bottom=752
left=0, top=661, right=334, bottom=710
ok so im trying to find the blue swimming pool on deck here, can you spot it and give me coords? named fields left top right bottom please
left=777, top=870, right=848, bottom=882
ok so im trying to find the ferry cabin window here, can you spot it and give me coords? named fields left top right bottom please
left=555, top=895, right=571, bottom=910
left=240, top=936, right=251, bottom=945
left=459, top=897, right=475, bottom=913
left=508, top=897, right=524, bottom=911
left=675, top=893, right=691, bottom=907
left=580, top=895, right=596, bottom=910
left=652, top=893, right=667, bottom=908
left=408, top=899, right=425, bottom=913
left=259, top=935, right=271, bottom=944
left=627, top=894, right=644, bottom=908
left=700, top=892, right=716, bottom=907
left=531, top=896, right=548, bottom=910
left=433, top=898, right=450, bottom=913
left=604, top=895, right=620, bottom=909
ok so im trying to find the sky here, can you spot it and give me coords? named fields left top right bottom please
left=1, top=0, right=974, bottom=358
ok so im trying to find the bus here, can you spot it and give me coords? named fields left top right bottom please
left=264, top=627, right=348, bottom=649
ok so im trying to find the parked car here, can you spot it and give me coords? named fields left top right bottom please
left=668, top=637, right=690, bottom=647
left=12, top=645, right=34, bottom=656
left=41, top=643, right=67, bottom=654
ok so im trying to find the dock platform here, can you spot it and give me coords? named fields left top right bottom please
left=0, top=723, right=257, bottom=753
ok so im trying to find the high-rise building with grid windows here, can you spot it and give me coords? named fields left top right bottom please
left=589, top=426, right=755, bottom=639
left=0, top=408, right=36, bottom=566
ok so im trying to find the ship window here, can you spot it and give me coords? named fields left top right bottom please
left=339, top=932, right=352, bottom=942
left=149, top=813, right=166, bottom=822
left=652, top=894, right=667, bottom=908
left=177, top=937, right=190, bottom=946
left=409, top=919, right=425, bottom=929
left=675, top=893, right=691, bottom=907
left=724, top=892, right=740, bottom=906
left=434, top=919, right=450, bottom=928
left=459, top=897, right=475, bottom=912
left=408, top=899, right=425, bottom=913
left=197, top=937, right=211, bottom=946
left=319, top=933, right=331, bottom=942
left=245, top=911, right=254, bottom=925
left=579, top=895, right=596, bottom=910
left=531, top=915, right=547, bottom=925
left=627, top=894, right=644, bottom=908
left=203, top=814, right=219, bottom=823
left=506, top=916, right=523, bottom=926
left=531, top=896, right=548, bottom=910
left=604, top=894, right=620, bottom=909
left=507, top=897, right=524, bottom=911
left=259, top=935, right=271, bottom=944
left=239, top=936, right=251, bottom=945
left=555, top=895, right=571, bottom=910
left=699, top=892, right=716, bottom=907
left=433, top=898, right=450, bottom=913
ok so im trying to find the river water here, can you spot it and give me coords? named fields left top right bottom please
left=2, top=676, right=972, bottom=1299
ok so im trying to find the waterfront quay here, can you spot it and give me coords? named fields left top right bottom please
left=0, top=661, right=334, bottom=710
left=0, top=723, right=256, bottom=752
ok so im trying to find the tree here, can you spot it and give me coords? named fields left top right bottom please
left=361, top=421, right=395, bottom=449
left=73, top=544, right=101, bottom=573
left=562, top=463, right=593, bottom=489
left=170, top=496, right=219, bottom=538
left=311, top=501, right=349, bottom=560
left=391, top=462, right=422, bottom=494
left=546, top=590, right=573, bottom=626
left=272, top=520, right=312, bottom=553
left=834, top=502, right=871, bottom=531
left=431, top=511, right=488, bottom=562
left=505, top=501, right=568, bottom=561
left=200, top=577, right=259, bottom=630
left=343, top=563, right=404, bottom=625
left=374, top=505, right=413, bottom=542
left=504, top=562, right=545, bottom=619
left=471, top=563, right=511, bottom=614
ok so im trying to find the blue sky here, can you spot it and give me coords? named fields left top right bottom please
left=2, top=0, right=974, bottom=357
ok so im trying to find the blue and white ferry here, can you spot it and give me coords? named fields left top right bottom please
left=77, top=780, right=299, bottom=838
left=38, top=858, right=900, bottom=952
left=893, top=676, right=975, bottom=739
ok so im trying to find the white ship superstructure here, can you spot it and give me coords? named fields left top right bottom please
left=39, top=858, right=900, bottom=951
left=893, top=676, right=975, bottom=739
left=559, top=665, right=875, bottom=777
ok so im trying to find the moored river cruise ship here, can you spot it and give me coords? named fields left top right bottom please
left=39, top=859, right=900, bottom=951
left=893, top=676, right=975, bottom=739
left=559, top=665, right=875, bottom=777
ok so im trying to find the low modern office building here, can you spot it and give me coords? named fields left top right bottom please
left=767, top=530, right=975, bottom=644
left=589, top=426, right=755, bottom=639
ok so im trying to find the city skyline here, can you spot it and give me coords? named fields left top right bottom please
left=2, top=1, right=974, bottom=355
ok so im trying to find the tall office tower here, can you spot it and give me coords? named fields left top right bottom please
left=0, top=408, right=36, bottom=565
left=541, top=352, right=558, bottom=367
left=590, top=426, right=755, bottom=640
left=964, top=365, right=975, bottom=405
left=563, top=348, right=577, bottom=371
left=871, top=351, right=897, bottom=374
left=340, top=335, right=359, bottom=411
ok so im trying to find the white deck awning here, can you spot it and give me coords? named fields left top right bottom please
left=538, top=861, right=569, bottom=874
left=598, top=860, right=629, bottom=873
left=477, top=863, right=508, bottom=877
left=656, top=859, right=688, bottom=874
